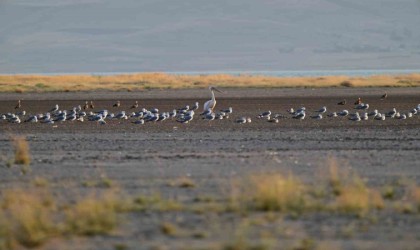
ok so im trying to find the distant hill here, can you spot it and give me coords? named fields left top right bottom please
left=1, top=0, right=419, bottom=73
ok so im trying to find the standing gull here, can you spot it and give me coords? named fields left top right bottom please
left=258, top=111, right=271, bottom=119
left=131, top=101, right=139, bottom=109
left=317, top=106, right=327, bottom=113
left=113, top=101, right=121, bottom=108
left=293, top=112, right=306, bottom=120
left=15, top=100, right=21, bottom=109
left=191, top=102, right=199, bottom=111
left=220, top=107, right=233, bottom=115
left=311, top=114, right=323, bottom=120
left=236, top=117, right=247, bottom=124
left=50, top=104, right=59, bottom=113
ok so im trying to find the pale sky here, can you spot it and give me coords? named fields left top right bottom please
left=1, top=0, right=420, bottom=73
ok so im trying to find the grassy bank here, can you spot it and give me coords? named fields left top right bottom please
left=0, top=73, right=419, bottom=92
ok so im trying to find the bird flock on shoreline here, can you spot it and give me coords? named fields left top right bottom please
left=1, top=88, right=419, bottom=125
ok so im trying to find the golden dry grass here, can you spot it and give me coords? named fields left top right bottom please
left=227, top=173, right=313, bottom=214
left=0, top=188, right=127, bottom=249
left=132, top=194, right=183, bottom=212
left=160, top=222, right=178, bottom=236
left=247, top=174, right=307, bottom=212
left=0, top=73, right=419, bottom=92
left=397, top=184, right=420, bottom=214
left=334, top=178, right=384, bottom=216
left=12, top=136, right=30, bottom=166
left=225, top=157, right=389, bottom=216
left=32, top=177, right=49, bottom=187
left=0, top=170, right=418, bottom=249
left=323, top=157, right=384, bottom=215
left=65, top=192, right=120, bottom=236
left=168, top=176, right=196, bottom=188
left=409, top=185, right=420, bottom=212
left=0, top=189, right=57, bottom=248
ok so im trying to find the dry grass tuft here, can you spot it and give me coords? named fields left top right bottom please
left=169, top=176, right=196, bottom=188
left=12, top=136, right=30, bottom=166
left=65, top=192, right=120, bottom=235
left=0, top=189, right=56, bottom=248
left=409, top=185, right=420, bottom=212
left=324, top=157, right=384, bottom=215
left=227, top=158, right=388, bottom=216
left=231, top=173, right=309, bottom=214
left=292, top=238, right=316, bottom=250
left=0, top=188, right=130, bottom=249
left=382, top=185, right=396, bottom=200
left=325, top=157, right=346, bottom=195
left=132, top=194, right=183, bottom=212
left=340, top=80, right=354, bottom=87
left=32, top=177, right=49, bottom=187
left=222, top=220, right=272, bottom=250
left=160, top=222, right=178, bottom=236
left=398, top=185, right=420, bottom=214
left=250, top=174, right=307, bottom=212
left=82, top=177, right=114, bottom=188
left=334, top=177, right=384, bottom=216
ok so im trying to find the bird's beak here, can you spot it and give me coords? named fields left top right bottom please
left=213, top=87, right=223, bottom=93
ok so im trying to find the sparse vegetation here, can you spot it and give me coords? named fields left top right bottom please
left=160, top=222, right=178, bottom=236
left=32, top=177, right=49, bottom=187
left=222, top=221, right=272, bottom=250
left=132, top=194, right=183, bottom=212
left=0, top=189, right=57, bottom=248
left=0, top=73, right=419, bottom=92
left=246, top=173, right=308, bottom=213
left=334, top=177, right=384, bottom=216
left=169, top=176, right=196, bottom=188
left=226, top=158, right=388, bottom=216
left=398, top=184, right=420, bottom=214
left=12, top=136, right=30, bottom=166
left=382, top=185, right=396, bottom=200
left=292, top=238, right=316, bottom=250
left=65, top=192, right=120, bottom=235
left=0, top=160, right=418, bottom=249
left=324, top=158, right=384, bottom=216
left=82, top=177, right=114, bottom=188
left=409, top=185, right=420, bottom=212
left=0, top=188, right=127, bottom=249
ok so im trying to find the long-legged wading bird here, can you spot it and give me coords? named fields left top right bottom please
left=203, top=86, right=222, bottom=113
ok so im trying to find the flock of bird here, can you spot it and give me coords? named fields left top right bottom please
left=1, top=88, right=419, bottom=126
left=253, top=94, right=420, bottom=123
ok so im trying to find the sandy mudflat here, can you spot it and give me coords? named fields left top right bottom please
left=0, top=87, right=419, bottom=250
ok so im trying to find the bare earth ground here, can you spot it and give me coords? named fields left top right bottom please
left=0, top=87, right=419, bottom=250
